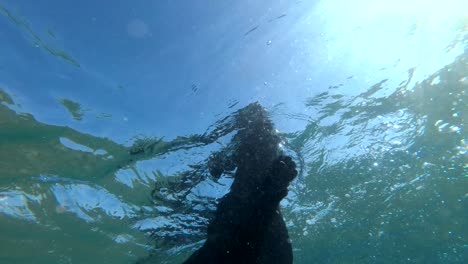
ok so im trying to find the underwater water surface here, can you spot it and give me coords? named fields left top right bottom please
left=0, top=0, right=467, bottom=263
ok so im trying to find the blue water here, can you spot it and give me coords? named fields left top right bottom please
left=0, top=0, right=467, bottom=263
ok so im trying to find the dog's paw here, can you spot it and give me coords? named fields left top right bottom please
left=264, top=156, right=297, bottom=201
left=271, top=156, right=297, bottom=184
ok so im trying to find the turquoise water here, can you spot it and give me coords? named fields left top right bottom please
left=0, top=1, right=467, bottom=263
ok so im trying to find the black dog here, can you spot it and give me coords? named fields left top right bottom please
left=184, top=103, right=297, bottom=264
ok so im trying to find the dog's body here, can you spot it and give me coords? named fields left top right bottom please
left=184, top=103, right=297, bottom=264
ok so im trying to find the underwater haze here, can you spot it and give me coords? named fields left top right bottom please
left=0, top=0, right=467, bottom=263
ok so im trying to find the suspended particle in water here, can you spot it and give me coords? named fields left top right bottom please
left=55, top=205, right=66, bottom=214
left=430, top=76, right=440, bottom=85
left=127, top=19, right=150, bottom=38
left=459, top=76, right=468, bottom=85
left=449, top=126, right=461, bottom=133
